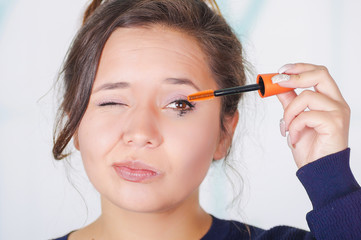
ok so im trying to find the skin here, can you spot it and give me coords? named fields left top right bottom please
left=67, top=25, right=350, bottom=240
left=71, top=25, right=238, bottom=240
left=277, top=63, right=350, bottom=168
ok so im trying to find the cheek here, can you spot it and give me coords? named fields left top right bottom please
left=76, top=110, right=123, bottom=169
left=162, top=105, right=221, bottom=182
left=76, top=110, right=127, bottom=195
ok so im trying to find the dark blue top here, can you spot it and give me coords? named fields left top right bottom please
left=53, top=148, right=361, bottom=240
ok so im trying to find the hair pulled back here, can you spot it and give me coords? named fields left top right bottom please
left=53, top=0, right=247, bottom=160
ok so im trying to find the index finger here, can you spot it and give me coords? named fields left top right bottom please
left=277, top=64, right=345, bottom=103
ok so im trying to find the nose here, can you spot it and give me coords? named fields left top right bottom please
left=121, top=105, right=163, bottom=149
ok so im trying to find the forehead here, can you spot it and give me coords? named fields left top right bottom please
left=94, top=25, right=217, bottom=90
left=105, top=26, right=204, bottom=57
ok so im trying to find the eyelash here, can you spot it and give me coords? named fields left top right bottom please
left=98, top=102, right=126, bottom=107
left=167, top=99, right=196, bottom=117
left=98, top=99, right=196, bottom=117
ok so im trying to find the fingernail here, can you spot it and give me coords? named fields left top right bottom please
left=280, top=118, right=286, bottom=137
left=287, top=134, right=295, bottom=149
left=278, top=64, right=295, bottom=74
left=272, top=74, right=290, bottom=84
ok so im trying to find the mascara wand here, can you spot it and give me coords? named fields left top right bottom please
left=188, top=73, right=294, bottom=101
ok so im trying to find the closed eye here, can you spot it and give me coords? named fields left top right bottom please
left=98, top=101, right=127, bottom=107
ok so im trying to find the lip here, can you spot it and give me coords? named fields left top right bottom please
left=112, top=161, right=162, bottom=183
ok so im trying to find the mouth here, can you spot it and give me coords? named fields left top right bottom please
left=112, top=161, right=162, bottom=183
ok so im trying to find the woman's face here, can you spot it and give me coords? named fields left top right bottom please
left=75, top=26, right=234, bottom=213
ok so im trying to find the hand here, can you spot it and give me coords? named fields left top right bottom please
left=276, top=63, right=350, bottom=168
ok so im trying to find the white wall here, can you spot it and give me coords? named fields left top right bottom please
left=0, top=0, right=360, bottom=239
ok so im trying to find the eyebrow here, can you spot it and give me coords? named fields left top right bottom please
left=164, top=78, right=201, bottom=91
left=93, top=82, right=130, bottom=93
left=93, top=77, right=201, bottom=93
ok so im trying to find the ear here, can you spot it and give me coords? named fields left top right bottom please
left=73, top=130, right=80, bottom=151
left=213, top=110, right=239, bottom=160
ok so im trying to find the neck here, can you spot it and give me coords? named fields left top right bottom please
left=89, top=190, right=212, bottom=240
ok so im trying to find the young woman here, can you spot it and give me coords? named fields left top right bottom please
left=52, top=0, right=361, bottom=239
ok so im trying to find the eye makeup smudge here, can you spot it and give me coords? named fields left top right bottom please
left=166, top=99, right=196, bottom=117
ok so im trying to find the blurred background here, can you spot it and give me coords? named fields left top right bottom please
left=0, top=0, right=360, bottom=239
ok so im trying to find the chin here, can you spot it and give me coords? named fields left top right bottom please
left=113, top=197, right=179, bottom=214
left=102, top=189, right=182, bottom=214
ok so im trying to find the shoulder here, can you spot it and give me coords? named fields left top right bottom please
left=52, top=233, right=71, bottom=240
left=255, top=225, right=314, bottom=240
left=52, top=229, right=80, bottom=240
left=52, top=219, right=101, bottom=240
left=202, top=216, right=314, bottom=240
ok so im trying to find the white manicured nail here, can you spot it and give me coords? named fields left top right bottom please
left=278, top=64, right=295, bottom=74
left=280, top=118, right=286, bottom=137
left=272, top=74, right=290, bottom=84
left=287, top=134, right=295, bottom=150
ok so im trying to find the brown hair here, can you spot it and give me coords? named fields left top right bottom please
left=53, top=0, right=247, bottom=160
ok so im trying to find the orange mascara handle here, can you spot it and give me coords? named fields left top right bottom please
left=257, top=73, right=294, bottom=98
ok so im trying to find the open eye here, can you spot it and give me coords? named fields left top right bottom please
left=166, top=99, right=195, bottom=111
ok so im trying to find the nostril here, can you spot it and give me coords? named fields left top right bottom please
left=121, top=115, right=163, bottom=148
left=123, top=132, right=159, bottom=148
